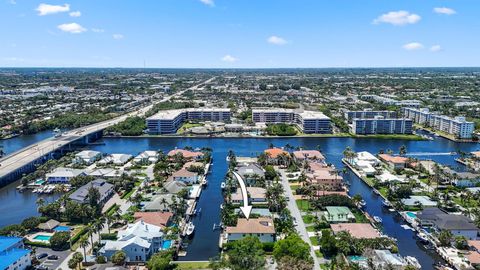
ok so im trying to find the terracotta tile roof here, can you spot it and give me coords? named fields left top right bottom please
left=293, top=150, right=325, bottom=160
left=330, top=223, right=381, bottom=239
left=264, top=148, right=288, bottom=159
left=315, top=190, right=348, bottom=197
left=468, top=240, right=480, bottom=251
left=467, top=251, right=480, bottom=264
left=378, top=154, right=409, bottom=164
left=133, top=212, right=173, bottom=228
left=172, top=168, right=197, bottom=178
left=226, top=218, right=275, bottom=234
left=168, top=149, right=204, bottom=159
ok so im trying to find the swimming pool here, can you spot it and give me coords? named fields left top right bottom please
left=54, top=225, right=71, bottom=232
left=34, top=235, right=52, bottom=241
left=406, top=212, right=417, bottom=219
left=348, top=255, right=367, bottom=262
left=162, top=240, right=172, bottom=249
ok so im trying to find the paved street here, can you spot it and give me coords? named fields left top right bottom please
left=278, top=168, right=320, bottom=269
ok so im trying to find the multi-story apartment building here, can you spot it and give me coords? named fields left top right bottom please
left=252, top=108, right=331, bottom=134
left=403, top=107, right=475, bottom=139
left=351, top=117, right=413, bottom=135
left=146, top=108, right=231, bottom=134
left=345, top=110, right=397, bottom=123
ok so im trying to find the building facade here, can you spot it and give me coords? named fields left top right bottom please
left=351, top=117, right=413, bottom=135
left=345, top=110, right=397, bottom=123
left=252, top=108, right=331, bottom=134
left=403, top=107, right=474, bottom=139
left=146, top=108, right=231, bottom=134
left=0, top=236, right=31, bottom=270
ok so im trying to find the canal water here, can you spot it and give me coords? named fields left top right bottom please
left=1, top=134, right=480, bottom=268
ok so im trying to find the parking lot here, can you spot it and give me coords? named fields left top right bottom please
left=34, top=247, right=70, bottom=270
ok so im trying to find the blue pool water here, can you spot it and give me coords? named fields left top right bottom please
left=162, top=240, right=172, bottom=249
left=349, top=255, right=367, bottom=262
left=406, top=212, right=417, bottom=219
left=34, top=235, right=52, bottom=241
left=54, top=225, right=70, bottom=232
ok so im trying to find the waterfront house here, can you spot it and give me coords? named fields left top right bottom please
left=364, top=249, right=409, bottom=270
left=102, top=220, right=164, bottom=262
left=378, top=154, right=409, bottom=170
left=133, top=151, right=159, bottom=164
left=264, top=148, right=289, bottom=165
left=401, top=195, right=437, bottom=208
left=74, top=150, right=102, bottom=165
left=46, top=167, right=85, bottom=184
left=323, top=206, right=355, bottom=223
left=225, top=218, right=276, bottom=243
left=171, top=169, right=199, bottom=184
left=330, top=223, right=381, bottom=239
left=167, top=149, right=204, bottom=161
left=98, top=154, right=133, bottom=166
left=375, top=171, right=407, bottom=184
left=133, top=212, right=173, bottom=229
left=163, top=180, right=187, bottom=194
left=417, top=207, right=479, bottom=240
left=306, top=167, right=343, bottom=191
left=87, top=168, right=124, bottom=178
left=68, top=179, right=114, bottom=205
left=38, top=219, right=60, bottom=231
left=443, top=167, right=480, bottom=187
left=236, top=157, right=259, bottom=167
left=236, top=164, right=265, bottom=185
left=355, top=151, right=380, bottom=166
left=0, top=236, right=31, bottom=270
left=142, top=194, right=175, bottom=212
left=231, top=187, right=267, bottom=204
left=466, top=240, right=480, bottom=267
left=293, top=150, right=325, bottom=163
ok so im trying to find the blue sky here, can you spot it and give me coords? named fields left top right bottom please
left=1, top=0, right=479, bottom=68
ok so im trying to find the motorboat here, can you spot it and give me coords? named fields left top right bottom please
left=373, top=189, right=380, bottom=195
left=382, top=200, right=392, bottom=208
left=202, top=179, right=208, bottom=186
left=186, top=222, right=195, bottom=236
left=373, top=216, right=383, bottom=223
left=358, top=199, right=366, bottom=208
left=220, top=203, right=224, bottom=209
left=417, top=232, right=429, bottom=243
left=220, top=182, right=226, bottom=189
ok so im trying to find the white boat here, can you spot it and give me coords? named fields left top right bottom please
left=358, top=199, right=366, bottom=208
left=405, top=256, right=421, bottom=269
left=186, top=222, right=195, bottom=236
left=417, top=232, right=429, bottom=243
left=221, top=182, right=226, bottom=189
left=220, top=203, right=224, bottom=209
left=382, top=200, right=392, bottom=208
left=373, top=189, right=380, bottom=195
left=202, top=179, right=208, bottom=185
left=373, top=216, right=382, bottom=223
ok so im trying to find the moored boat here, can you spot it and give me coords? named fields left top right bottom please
left=373, top=216, right=382, bottom=223
left=186, top=222, right=195, bottom=236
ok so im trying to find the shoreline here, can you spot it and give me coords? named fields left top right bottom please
left=103, top=133, right=426, bottom=140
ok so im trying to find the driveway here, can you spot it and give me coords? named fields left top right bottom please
left=278, top=168, right=320, bottom=269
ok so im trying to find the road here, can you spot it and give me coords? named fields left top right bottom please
left=0, top=77, right=215, bottom=181
left=278, top=168, right=320, bottom=270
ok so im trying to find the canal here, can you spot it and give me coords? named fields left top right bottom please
left=1, top=134, right=480, bottom=267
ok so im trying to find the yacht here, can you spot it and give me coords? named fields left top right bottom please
left=382, top=200, right=392, bottom=208
left=373, top=216, right=383, bottom=223
left=186, top=222, right=195, bottom=236
left=417, top=232, right=429, bottom=243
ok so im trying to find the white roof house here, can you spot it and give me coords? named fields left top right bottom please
left=74, top=150, right=102, bottom=165
left=375, top=171, right=406, bottom=183
left=98, top=154, right=133, bottom=165
left=355, top=151, right=380, bottom=165
left=46, top=167, right=85, bottom=183
left=133, top=151, right=158, bottom=164
left=118, top=220, right=164, bottom=241
left=401, top=196, right=438, bottom=207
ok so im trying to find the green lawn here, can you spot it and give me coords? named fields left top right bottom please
left=352, top=209, right=369, bottom=223
left=176, top=122, right=203, bottom=134
left=306, top=225, right=316, bottom=232
left=174, top=261, right=210, bottom=269
left=296, top=200, right=312, bottom=211
left=315, top=250, right=324, bottom=258
left=309, top=236, right=320, bottom=246
left=290, top=184, right=300, bottom=191
left=302, top=214, right=315, bottom=224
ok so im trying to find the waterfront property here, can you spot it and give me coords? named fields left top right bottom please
left=293, top=150, right=325, bottom=163
left=102, top=220, right=164, bottom=262
left=417, top=207, right=479, bottom=240
left=0, top=236, right=31, bottom=270
left=133, top=150, right=159, bottom=164
left=167, top=148, right=204, bottom=160
left=171, top=168, right=199, bottom=184
left=98, top=153, right=133, bottom=166
left=351, top=117, right=413, bottom=135
left=46, top=167, right=86, bottom=184
left=231, top=187, right=267, bottom=204
left=224, top=218, right=276, bottom=243
left=330, top=223, right=381, bottom=239
left=68, top=179, right=115, bottom=205
left=146, top=108, right=231, bottom=134
left=133, top=211, right=173, bottom=229
left=252, top=108, right=332, bottom=134
left=344, top=110, right=397, bottom=123
left=403, top=107, right=475, bottom=139
left=323, top=206, right=355, bottom=223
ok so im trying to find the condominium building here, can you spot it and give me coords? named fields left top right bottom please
left=252, top=108, right=331, bottom=134
left=351, top=117, right=413, bottom=135
left=146, top=108, right=231, bottom=134
left=361, top=95, right=421, bottom=107
left=345, top=110, right=397, bottom=123
left=403, top=108, right=475, bottom=139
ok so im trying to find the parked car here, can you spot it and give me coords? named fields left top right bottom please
left=36, top=253, right=48, bottom=259
left=47, top=255, right=59, bottom=260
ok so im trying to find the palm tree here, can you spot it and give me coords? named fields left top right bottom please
left=36, top=198, right=46, bottom=208
left=78, top=236, right=89, bottom=263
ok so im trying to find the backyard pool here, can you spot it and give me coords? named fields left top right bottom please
left=54, top=225, right=71, bottom=232
left=348, top=255, right=367, bottom=262
left=34, top=235, right=52, bottom=241
left=406, top=212, right=417, bottom=219
left=162, top=240, right=172, bottom=249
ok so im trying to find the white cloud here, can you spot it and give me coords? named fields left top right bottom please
left=69, top=11, right=81, bottom=17
left=267, top=36, right=287, bottom=45
left=403, top=42, right=424, bottom=51
left=36, top=3, right=70, bottom=16
left=434, top=7, right=456, bottom=15
left=200, top=0, right=214, bottom=7
left=221, top=55, right=238, bottom=63
left=373, top=10, right=421, bottom=26
left=430, top=45, right=442, bottom=52
left=112, top=34, right=124, bottom=40
left=57, top=23, right=87, bottom=34
left=91, top=28, right=105, bottom=33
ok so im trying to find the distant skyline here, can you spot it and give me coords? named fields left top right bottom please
left=1, top=0, right=479, bottom=68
